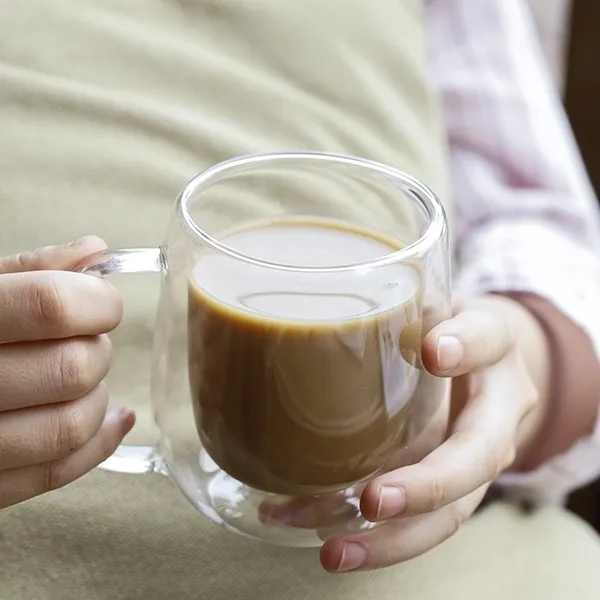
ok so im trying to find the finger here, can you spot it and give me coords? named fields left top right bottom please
left=360, top=358, right=534, bottom=521
left=0, top=383, right=111, bottom=471
left=422, top=309, right=514, bottom=377
left=0, top=236, right=107, bottom=275
left=321, top=485, right=488, bottom=573
left=0, top=270, right=122, bottom=343
left=0, top=335, right=112, bottom=412
left=0, top=406, right=135, bottom=509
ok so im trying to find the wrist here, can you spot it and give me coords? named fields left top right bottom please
left=494, top=292, right=600, bottom=471
left=491, top=294, right=551, bottom=470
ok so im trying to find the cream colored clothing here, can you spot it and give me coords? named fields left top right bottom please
left=0, top=0, right=448, bottom=445
left=4, top=470, right=600, bottom=600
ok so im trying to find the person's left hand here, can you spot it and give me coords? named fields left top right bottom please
left=320, top=294, right=549, bottom=573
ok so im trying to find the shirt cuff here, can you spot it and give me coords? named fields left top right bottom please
left=454, top=219, right=600, bottom=503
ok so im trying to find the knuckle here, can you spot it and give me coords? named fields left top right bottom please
left=15, top=251, right=32, bottom=271
left=99, top=333, right=114, bottom=362
left=446, top=499, right=473, bottom=539
left=39, top=460, right=63, bottom=494
left=53, top=403, right=89, bottom=456
left=25, top=274, right=66, bottom=331
left=14, top=248, right=47, bottom=272
left=57, top=340, right=98, bottom=398
left=484, top=439, right=515, bottom=478
left=91, top=382, right=110, bottom=416
left=98, top=424, right=121, bottom=461
left=423, top=466, right=447, bottom=511
left=446, top=505, right=464, bottom=538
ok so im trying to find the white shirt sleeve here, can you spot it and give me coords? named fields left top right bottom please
left=427, top=0, right=600, bottom=503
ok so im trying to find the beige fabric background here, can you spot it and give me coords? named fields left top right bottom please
left=4, top=470, right=600, bottom=600
left=1, top=1, right=599, bottom=599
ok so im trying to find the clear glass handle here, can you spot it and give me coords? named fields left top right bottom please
left=73, top=247, right=167, bottom=475
left=74, top=247, right=166, bottom=278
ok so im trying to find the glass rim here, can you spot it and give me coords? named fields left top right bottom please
left=176, top=151, right=447, bottom=273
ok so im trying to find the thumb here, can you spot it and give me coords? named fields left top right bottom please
left=422, top=307, right=514, bottom=378
left=0, top=236, right=107, bottom=275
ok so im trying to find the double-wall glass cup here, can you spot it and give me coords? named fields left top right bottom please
left=75, top=152, right=451, bottom=547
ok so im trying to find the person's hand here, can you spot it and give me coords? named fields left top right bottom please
left=320, top=295, right=550, bottom=573
left=0, top=237, right=134, bottom=510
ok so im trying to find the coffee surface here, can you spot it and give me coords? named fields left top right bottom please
left=188, top=218, right=440, bottom=495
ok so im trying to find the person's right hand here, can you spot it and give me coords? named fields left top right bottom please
left=0, top=237, right=135, bottom=509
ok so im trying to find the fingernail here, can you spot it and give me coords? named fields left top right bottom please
left=337, top=542, right=367, bottom=572
left=68, top=235, right=104, bottom=250
left=377, top=486, right=406, bottom=520
left=436, top=336, right=464, bottom=372
left=119, top=408, right=136, bottom=435
left=67, top=237, right=87, bottom=248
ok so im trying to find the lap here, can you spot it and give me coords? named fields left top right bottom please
left=2, top=470, right=600, bottom=600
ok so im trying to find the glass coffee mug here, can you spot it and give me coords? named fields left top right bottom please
left=75, top=152, right=451, bottom=547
